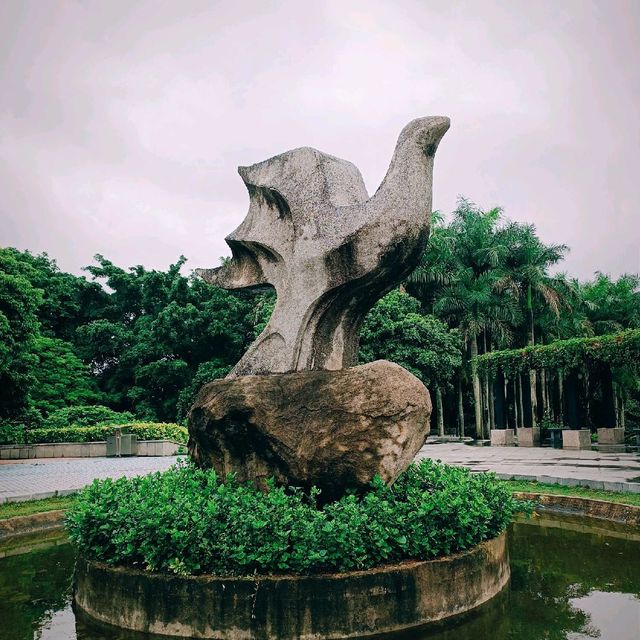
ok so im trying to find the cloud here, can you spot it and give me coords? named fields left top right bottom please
left=1, top=0, right=638, bottom=279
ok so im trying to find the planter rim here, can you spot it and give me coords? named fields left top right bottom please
left=79, top=531, right=506, bottom=583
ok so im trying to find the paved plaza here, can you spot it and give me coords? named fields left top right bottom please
left=1, top=444, right=640, bottom=502
left=0, top=456, right=180, bottom=502
left=418, top=442, right=640, bottom=493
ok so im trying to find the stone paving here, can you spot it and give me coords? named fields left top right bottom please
left=417, top=442, right=640, bottom=493
left=1, top=443, right=640, bottom=502
left=0, top=456, right=180, bottom=503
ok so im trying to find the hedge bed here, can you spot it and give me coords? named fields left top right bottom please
left=67, top=459, right=530, bottom=577
left=24, top=423, right=188, bottom=445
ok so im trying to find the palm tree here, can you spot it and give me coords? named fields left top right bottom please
left=581, top=272, right=640, bottom=335
left=496, top=223, right=568, bottom=426
left=428, top=200, right=521, bottom=438
left=405, top=211, right=458, bottom=312
left=435, top=268, right=520, bottom=437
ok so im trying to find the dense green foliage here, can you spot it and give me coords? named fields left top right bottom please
left=23, top=423, right=187, bottom=445
left=475, top=330, right=640, bottom=377
left=0, top=249, right=255, bottom=428
left=359, top=290, right=462, bottom=387
left=1, top=195, right=638, bottom=438
left=67, top=459, right=526, bottom=576
left=28, top=338, right=103, bottom=415
left=42, top=405, right=135, bottom=430
left=406, top=201, right=640, bottom=436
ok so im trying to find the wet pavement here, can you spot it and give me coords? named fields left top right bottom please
left=418, top=441, right=640, bottom=493
left=1, top=441, right=640, bottom=503
left=0, top=456, right=180, bottom=503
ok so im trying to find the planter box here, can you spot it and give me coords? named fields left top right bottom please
left=137, top=440, right=182, bottom=456
left=562, top=429, right=591, bottom=450
left=75, top=533, right=510, bottom=640
left=490, top=429, right=515, bottom=446
left=597, top=428, right=625, bottom=445
left=0, top=440, right=182, bottom=460
left=516, top=427, right=541, bottom=447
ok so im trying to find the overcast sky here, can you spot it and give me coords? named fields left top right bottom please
left=1, top=0, right=638, bottom=280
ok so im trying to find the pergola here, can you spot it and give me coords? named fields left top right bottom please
left=473, top=330, right=639, bottom=441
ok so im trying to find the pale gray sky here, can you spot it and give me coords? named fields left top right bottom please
left=1, top=0, right=638, bottom=279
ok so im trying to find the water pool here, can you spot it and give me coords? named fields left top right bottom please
left=1, top=512, right=638, bottom=640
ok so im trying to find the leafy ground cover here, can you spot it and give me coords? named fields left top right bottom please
left=505, top=479, right=640, bottom=507
left=67, top=460, right=528, bottom=576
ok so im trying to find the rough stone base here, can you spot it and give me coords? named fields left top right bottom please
left=74, top=533, right=509, bottom=640
left=516, top=427, right=541, bottom=447
left=562, top=429, right=591, bottom=450
left=490, top=429, right=515, bottom=446
left=188, top=360, right=431, bottom=499
left=597, top=428, right=625, bottom=445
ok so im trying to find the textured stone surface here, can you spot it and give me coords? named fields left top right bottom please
left=197, top=117, right=449, bottom=377
left=597, top=427, right=625, bottom=444
left=490, top=429, right=515, bottom=446
left=189, top=360, right=431, bottom=498
left=75, top=533, right=509, bottom=639
left=516, top=427, right=541, bottom=447
left=562, top=429, right=591, bottom=450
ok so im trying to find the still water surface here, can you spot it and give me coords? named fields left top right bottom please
left=1, top=513, right=638, bottom=640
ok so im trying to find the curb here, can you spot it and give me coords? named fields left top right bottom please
left=0, top=509, right=66, bottom=540
left=0, top=488, right=78, bottom=505
left=513, top=492, right=640, bottom=527
left=497, top=472, right=640, bottom=494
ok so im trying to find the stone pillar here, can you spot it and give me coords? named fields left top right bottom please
left=521, top=372, right=534, bottom=428
left=490, top=429, right=515, bottom=446
left=597, top=427, right=625, bottom=445
left=562, top=429, right=591, bottom=450
left=516, top=427, right=540, bottom=447
left=493, top=372, right=506, bottom=430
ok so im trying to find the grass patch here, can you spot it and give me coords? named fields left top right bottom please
left=505, top=479, right=640, bottom=507
left=0, top=496, right=75, bottom=520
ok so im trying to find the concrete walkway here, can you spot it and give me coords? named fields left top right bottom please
left=417, top=442, right=640, bottom=493
left=2, top=443, right=640, bottom=502
left=0, top=456, right=180, bottom=503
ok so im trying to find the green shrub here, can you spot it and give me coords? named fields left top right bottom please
left=67, top=459, right=530, bottom=576
left=0, top=407, right=44, bottom=444
left=0, top=423, right=27, bottom=445
left=26, top=422, right=188, bottom=444
left=43, top=405, right=135, bottom=430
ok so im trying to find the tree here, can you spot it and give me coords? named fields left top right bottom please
left=0, top=248, right=106, bottom=340
left=359, top=290, right=462, bottom=435
left=581, top=272, right=640, bottom=335
left=496, top=222, right=568, bottom=426
left=29, top=337, right=103, bottom=416
left=0, top=260, right=42, bottom=418
left=430, top=201, right=520, bottom=437
left=76, top=255, right=255, bottom=421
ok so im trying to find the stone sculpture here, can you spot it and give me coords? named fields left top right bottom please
left=190, top=361, right=431, bottom=500
left=189, top=116, right=449, bottom=495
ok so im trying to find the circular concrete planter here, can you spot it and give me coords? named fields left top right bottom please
left=74, top=532, right=509, bottom=639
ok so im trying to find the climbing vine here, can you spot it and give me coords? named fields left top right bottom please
left=474, top=330, right=640, bottom=377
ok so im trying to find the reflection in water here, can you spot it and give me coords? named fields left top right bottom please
left=1, top=513, right=638, bottom=640
left=568, top=591, right=639, bottom=640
